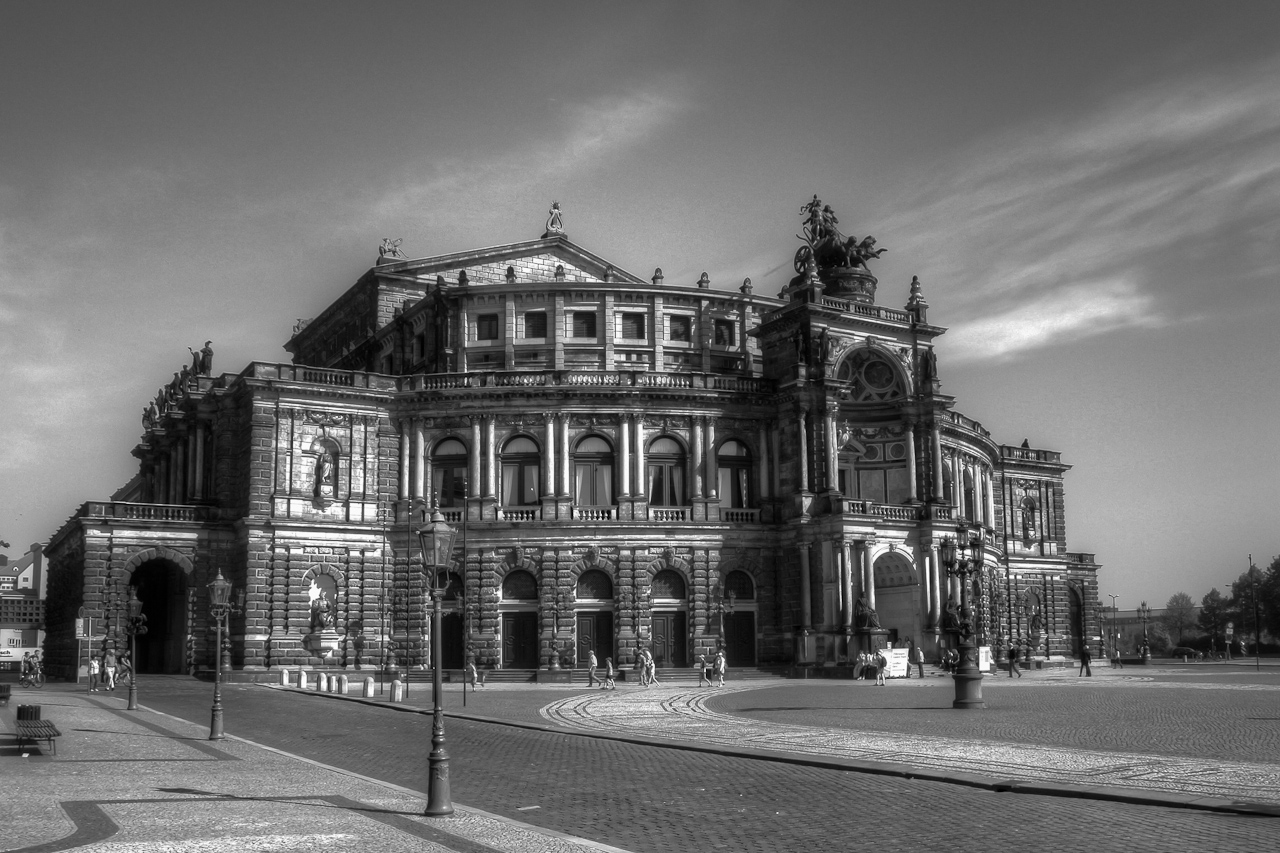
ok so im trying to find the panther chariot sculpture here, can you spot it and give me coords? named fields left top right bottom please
left=790, top=195, right=887, bottom=302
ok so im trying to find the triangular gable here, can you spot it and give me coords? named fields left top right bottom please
left=375, top=236, right=648, bottom=286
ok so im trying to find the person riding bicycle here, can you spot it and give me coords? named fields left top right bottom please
left=20, top=652, right=34, bottom=679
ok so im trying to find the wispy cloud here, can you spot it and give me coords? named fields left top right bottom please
left=884, top=55, right=1280, bottom=363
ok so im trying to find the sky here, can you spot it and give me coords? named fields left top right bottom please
left=2, top=2, right=1278, bottom=609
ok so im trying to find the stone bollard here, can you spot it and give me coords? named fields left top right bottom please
left=363, top=677, right=375, bottom=698
left=337, top=675, right=349, bottom=695
left=299, top=670, right=310, bottom=691
left=281, top=669, right=292, bottom=687
left=322, top=674, right=332, bottom=692
left=391, top=679, right=405, bottom=703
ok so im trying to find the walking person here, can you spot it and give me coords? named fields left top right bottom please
left=913, top=643, right=925, bottom=679
left=636, top=648, right=651, bottom=686
left=603, top=656, right=616, bottom=690
left=713, top=649, right=727, bottom=687
left=586, top=649, right=599, bottom=687
left=465, top=657, right=482, bottom=688
left=1079, top=644, right=1092, bottom=677
left=645, top=649, right=659, bottom=685
left=1007, top=643, right=1022, bottom=677
left=1110, top=644, right=1124, bottom=669
left=88, top=652, right=101, bottom=692
left=697, top=653, right=711, bottom=687
left=103, top=645, right=119, bottom=691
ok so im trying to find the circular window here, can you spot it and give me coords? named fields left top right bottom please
left=863, top=360, right=895, bottom=390
left=862, top=444, right=881, bottom=461
left=888, top=442, right=906, bottom=460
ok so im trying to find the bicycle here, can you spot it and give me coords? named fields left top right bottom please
left=19, top=665, right=45, bottom=688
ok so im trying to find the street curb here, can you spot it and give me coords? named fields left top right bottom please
left=261, top=683, right=1280, bottom=818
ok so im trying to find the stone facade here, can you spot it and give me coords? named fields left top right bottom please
left=41, top=206, right=1102, bottom=679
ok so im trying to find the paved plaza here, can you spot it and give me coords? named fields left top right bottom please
left=4, top=664, right=1280, bottom=852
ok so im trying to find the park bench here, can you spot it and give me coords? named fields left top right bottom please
left=0, top=683, right=11, bottom=706
left=14, top=705, right=61, bottom=755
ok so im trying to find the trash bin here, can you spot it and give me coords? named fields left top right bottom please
left=17, top=704, right=42, bottom=721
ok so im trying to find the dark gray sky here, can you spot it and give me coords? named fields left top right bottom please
left=3, top=2, right=1278, bottom=605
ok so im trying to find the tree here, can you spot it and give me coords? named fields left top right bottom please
left=1198, top=588, right=1229, bottom=651
left=1161, top=592, right=1197, bottom=644
left=1257, top=555, right=1280, bottom=640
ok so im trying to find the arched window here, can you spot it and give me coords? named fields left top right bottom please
left=963, top=468, right=976, bottom=521
left=835, top=348, right=906, bottom=401
left=442, top=572, right=464, bottom=601
left=716, top=440, right=752, bottom=508
left=431, top=438, right=468, bottom=507
left=651, top=569, right=687, bottom=600
left=573, top=435, right=614, bottom=507
left=646, top=436, right=687, bottom=507
left=576, top=569, right=613, bottom=600
left=723, top=570, right=754, bottom=600
left=502, top=570, right=538, bottom=601
left=942, top=463, right=955, bottom=505
left=501, top=436, right=541, bottom=506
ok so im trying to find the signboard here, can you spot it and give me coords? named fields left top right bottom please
left=978, top=645, right=993, bottom=672
left=0, top=647, right=40, bottom=660
left=1226, top=622, right=1234, bottom=637
left=886, top=648, right=910, bottom=678
left=76, top=617, right=92, bottom=640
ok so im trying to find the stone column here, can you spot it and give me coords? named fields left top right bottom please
left=930, top=425, right=943, bottom=501
left=398, top=421, right=410, bottom=501
left=799, top=544, right=812, bottom=630
left=543, top=413, right=556, bottom=497
left=485, top=416, right=497, bottom=499
left=176, top=439, right=187, bottom=503
left=413, top=418, right=426, bottom=501
left=620, top=415, right=631, bottom=496
left=862, top=540, right=876, bottom=610
left=904, top=421, right=917, bottom=501
left=692, top=417, right=704, bottom=499
left=560, top=414, right=571, bottom=497
left=185, top=428, right=196, bottom=500
left=824, top=402, right=839, bottom=492
left=841, top=540, right=854, bottom=630
left=193, top=424, right=205, bottom=500
left=705, top=417, right=717, bottom=499
left=634, top=417, right=646, bottom=498
left=985, top=469, right=996, bottom=528
left=797, top=406, right=810, bottom=493
left=919, top=547, right=932, bottom=628
left=758, top=424, right=770, bottom=500
left=469, top=417, right=482, bottom=498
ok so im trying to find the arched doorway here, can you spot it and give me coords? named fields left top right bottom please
left=721, top=570, right=756, bottom=666
left=650, top=569, right=688, bottom=667
left=130, top=560, right=190, bottom=674
left=872, top=551, right=923, bottom=647
left=1068, top=585, right=1085, bottom=657
left=575, top=569, right=614, bottom=667
left=440, top=572, right=465, bottom=670
left=499, top=569, right=539, bottom=668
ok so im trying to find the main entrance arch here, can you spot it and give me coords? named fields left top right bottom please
left=129, top=559, right=191, bottom=674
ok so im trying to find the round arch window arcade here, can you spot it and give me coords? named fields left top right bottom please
left=574, top=435, right=614, bottom=507
left=723, top=570, right=755, bottom=600
left=651, top=569, right=687, bottom=600
left=716, top=440, right=752, bottom=509
left=502, top=570, right=538, bottom=601
left=501, top=436, right=541, bottom=507
left=647, top=436, right=688, bottom=507
left=576, top=569, right=613, bottom=601
left=432, top=438, right=469, bottom=507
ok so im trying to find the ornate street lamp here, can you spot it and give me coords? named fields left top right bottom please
left=416, top=501, right=458, bottom=818
left=1137, top=600, right=1151, bottom=663
left=713, top=587, right=737, bottom=641
left=207, top=570, right=244, bottom=740
left=939, top=524, right=986, bottom=709
left=548, top=585, right=576, bottom=670
left=124, top=586, right=148, bottom=711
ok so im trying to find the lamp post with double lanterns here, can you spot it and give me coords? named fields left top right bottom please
left=207, top=570, right=244, bottom=740
left=124, top=586, right=148, bottom=711
left=939, top=524, right=986, bottom=709
left=416, top=500, right=458, bottom=817
left=1137, top=600, right=1151, bottom=663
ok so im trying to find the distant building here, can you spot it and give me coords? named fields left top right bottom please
left=1, top=544, right=46, bottom=670
left=42, top=200, right=1101, bottom=679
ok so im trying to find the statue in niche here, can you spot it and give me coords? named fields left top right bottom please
left=855, top=597, right=881, bottom=630
left=1021, top=501, right=1036, bottom=546
left=310, top=592, right=335, bottom=632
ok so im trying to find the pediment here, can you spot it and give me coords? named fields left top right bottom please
left=376, top=236, right=647, bottom=287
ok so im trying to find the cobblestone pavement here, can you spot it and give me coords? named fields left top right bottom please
left=1, top=687, right=628, bottom=853
left=91, top=675, right=1280, bottom=853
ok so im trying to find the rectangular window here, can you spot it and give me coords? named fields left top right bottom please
left=619, top=312, right=645, bottom=339
left=714, top=319, right=735, bottom=347
left=432, top=467, right=468, bottom=507
left=669, top=316, right=691, bottom=342
left=572, top=311, right=597, bottom=338
left=523, top=311, right=547, bottom=338
left=476, top=314, right=500, bottom=340
left=501, top=463, right=540, bottom=506
left=718, top=467, right=750, bottom=508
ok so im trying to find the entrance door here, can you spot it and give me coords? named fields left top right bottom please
left=501, top=612, right=539, bottom=668
left=576, top=612, right=614, bottom=665
left=723, top=612, right=756, bottom=667
left=441, top=611, right=464, bottom=669
left=651, top=612, right=687, bottom=667
left=131, top=561, right=189, bottom=674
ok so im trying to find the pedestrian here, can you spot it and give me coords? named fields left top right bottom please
left=1007, top=643, right=1021, bottom=678
left=902, top=641, right=913, bottom=678
left=636, top=648, right=651, bottom=686
left=697, top=653, right=711, bottom=687
left=465, top=658, right=482, bottom=688
left=646, top=650, right=659, bottom=685
left=603, top=657, right=616, bottom=690
left=586, top=649, right=599, bottom=687
left=913, top=643, right=925, bottom=679
left=713, top=649, right=727, bottom=687
left=103, top=645, right=118, bottom=691
left=1111, top=644, right=1123, bottom=669
left=88, top=652, right=101, bottom=692
left=1079, top=644, right=1092, bottom=677
left=874, top=649, right=887, bottom=686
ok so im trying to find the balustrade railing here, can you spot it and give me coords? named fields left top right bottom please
left=650, top=508, right=689, bottom=522
left=81, top=502, right=207, bottom=522
left=719, top=508, right=761, bottom=523
left=574, top=507, right=616, bottom=522
left=498, top=507, right=540, bottom=522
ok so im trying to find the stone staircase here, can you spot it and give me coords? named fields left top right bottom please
left=401, top=665, right=790, bottom=686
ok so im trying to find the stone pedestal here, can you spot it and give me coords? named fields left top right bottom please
left=303, top=630, right=342, bottom=661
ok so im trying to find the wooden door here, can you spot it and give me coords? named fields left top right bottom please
left=723, top=612, right=756, bottom=667
left=651, top=612, right=688, bottom=667
left=576, top=612, right=614, bottom=665
left=441, top=611, right=464, bottom=669
left=501, top=612, right=539, bottom=668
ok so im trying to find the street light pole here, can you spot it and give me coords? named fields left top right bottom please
left=1137, top=600, right=1151, bottom=664
left=1107, top=593, right=1119, bottom=663
left=940, top=524, right=986, bottom=710
left=207, top=570, right=242, bottom=740
left=124, top=586, right=148, bottom=711
left=1250, top=555, right=1261, bottom=672
left=416, top=500, right=458, bottom=817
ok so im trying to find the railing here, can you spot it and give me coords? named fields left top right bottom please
left=650, top=508, right=689, bottom=522
left=439, top=509, right=464, bottom=524
left=498, top=507, right=540, bottom=522
left=719, top=508, right=761, bottom=523
left=300, top=368, right=354, bottom=387
left=1001, top=445, right=1062, bottom=463
left=574, top=507, right=616, bottom=522
left=81, top=502, right=209, bottom=522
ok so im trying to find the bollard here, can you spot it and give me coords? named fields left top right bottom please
left=391, top=679, right=405, bottom=703
left=299, top=670, right=310, bottom=691
left=337, top=674, right=349, bottom=695
left=320, top=674, right=331, bottom=692
left=363, top=677, right=375, bottom=698
left=281, top=669, right=292, bottom=687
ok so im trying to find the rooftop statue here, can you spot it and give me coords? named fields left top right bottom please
left=794, top=195, right=887, bottom=275
left=543, top=201, right=565, bottom=237
left=378, top=237, right=407, bottom=260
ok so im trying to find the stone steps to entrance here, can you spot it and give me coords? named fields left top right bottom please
left=398, top=666, right=790, bottom=685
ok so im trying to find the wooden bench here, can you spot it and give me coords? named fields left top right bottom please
left=15, top=720, right=62, bottom=754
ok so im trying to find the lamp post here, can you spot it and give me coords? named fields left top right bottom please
left=416, top=501, right=458, bottom=817
left=1137, top=600, right=1151, bottom=663
left=1249, top=556, right=1262, bottom=672
left=548, top=585, right=575, bottom=670
left=713, top=587, right=737, bottom=638
left=124, top=586, right=148, bottom=711
left=939, top=524, right=986, bottom=709
left=1106, top=594, right=1119, bottom=663
left=207, top=570, right=243, bottom=740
